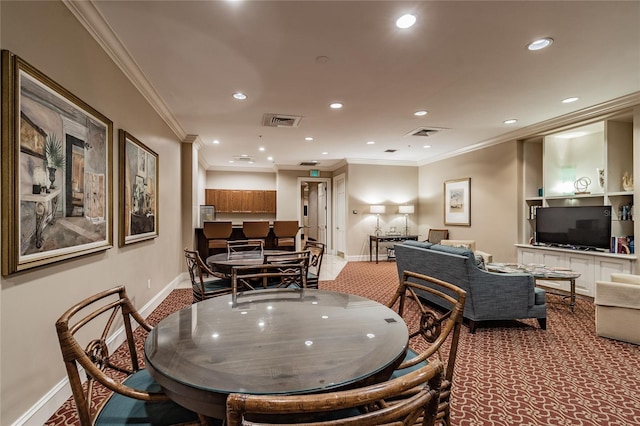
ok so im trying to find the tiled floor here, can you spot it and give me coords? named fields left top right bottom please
left=179, top=254, right=348, bottom=289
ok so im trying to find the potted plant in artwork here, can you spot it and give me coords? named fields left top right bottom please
left=45, top=133, right=65, bottom=189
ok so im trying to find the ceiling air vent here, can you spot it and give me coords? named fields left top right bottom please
left=385, top=149, right=397, bottom=153
left=262, top=113, right=303, bottom=128
left=233, top=155, right=255, bottom=163
left=405, top=126, right=449, bottom=137
left=299, top=161, right=319, bottom=166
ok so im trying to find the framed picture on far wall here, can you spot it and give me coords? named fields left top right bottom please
left=119, top=130, right=159, bottom=246
left=444, top=178, right=471, bottom=226
left=1, top=50, right=113, bottom=276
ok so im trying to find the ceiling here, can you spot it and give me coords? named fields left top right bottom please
left=70, top=1, right=640, bottom=171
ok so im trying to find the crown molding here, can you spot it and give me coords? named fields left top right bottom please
left=419, top=91, right=640, bottom=166
left=62, top=0, right=187, bottom=140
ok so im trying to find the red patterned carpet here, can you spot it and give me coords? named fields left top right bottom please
left=47, top=261, right=640, bottom=425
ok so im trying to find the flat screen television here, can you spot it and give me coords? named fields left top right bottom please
left=535, top=206, right=612, bottom=251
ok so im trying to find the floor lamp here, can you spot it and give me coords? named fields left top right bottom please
left=370, top=205, right=386, bottom=236
left=398, top=205, right=414, bottom=236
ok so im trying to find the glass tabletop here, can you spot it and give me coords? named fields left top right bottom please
left=145, top=289, right=408, bottom=395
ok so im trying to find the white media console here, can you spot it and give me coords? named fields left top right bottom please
left=515, top=244, right=636, bottom=298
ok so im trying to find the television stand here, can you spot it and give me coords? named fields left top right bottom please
left=515, top=244, right=636, bottom=297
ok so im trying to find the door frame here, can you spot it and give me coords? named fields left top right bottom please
left=297, top=177, right=332, bottom=253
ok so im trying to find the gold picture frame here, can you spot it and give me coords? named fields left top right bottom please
left=119, top=130, right=159, bottom=246
left=1, top=50, right=113, bottom=275
left=444, top=178, right=471, bottom=226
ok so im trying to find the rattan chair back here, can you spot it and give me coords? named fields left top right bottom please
left=184, top=248, right=231, bottom=302
left=303, top=241, right=325, bottom=288
left=387, top=270, right=466, bottom=426
left=227, top=239, right=265, bottom=259
left=55, top=286, right=190, bottom=425
left=226, top=360, right=444, bottom=425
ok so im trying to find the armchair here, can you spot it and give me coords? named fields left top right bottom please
left=595, top=273, right=640, bottom=344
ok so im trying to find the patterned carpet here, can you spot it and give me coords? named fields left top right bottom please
left=47, top=261, right=640, bottom=425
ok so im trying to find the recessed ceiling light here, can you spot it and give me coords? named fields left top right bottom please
left=396, top=14, right=417, bottom=29
left=305, top=137, right=314, bottom=141
left=504, top=119, right=518, bottom=124
left=229, top=160, right=234, bottom=163
left=240, top=154, right=248, bottom=157
left=259, top=147, right=265, bottom=151
left=330, top=102, right=343, bottom=109
left=414, top=110, right=428, bottom=116
left=423, top=145, right=431, bottom=148
left=322, top=152, right=328, bottom=155
left=562, top=97, right=579, bottom=104
left=232, top=92, right=247, bottom=100
left=366, top=141, right=375, bottom=145
left=212, top=139, right=220, bottom=144
left=267, top=156, right=273, bottom=161
left=527, top=37, right=553, bottom=51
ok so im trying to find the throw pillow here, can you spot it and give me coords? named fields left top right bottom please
left=475, top=254, right=486, bottom=270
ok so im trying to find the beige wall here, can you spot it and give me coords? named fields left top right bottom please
left=418, top=141, right=521, bottom=262
left=1, top=2, right=185, bottom=424
left=346, top=164, right=419, bottom=259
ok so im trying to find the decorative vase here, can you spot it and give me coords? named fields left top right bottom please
left=623, top=171, right=633, bottom=191
left=597, top=168, right=605, bottom=189
left=48, top=167, right=57, bottom=189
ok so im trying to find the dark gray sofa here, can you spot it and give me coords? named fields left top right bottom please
left=394, top=240, right=546, bottom=333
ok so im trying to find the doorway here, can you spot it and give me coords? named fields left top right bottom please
left=297, top=177, right=331, bottom=252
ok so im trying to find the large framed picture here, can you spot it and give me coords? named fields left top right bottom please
left=119, top=130, right=158, bottom=246
left=1, top=50, right=113, bottom=275
left=444, top=178, right=471, bottom=226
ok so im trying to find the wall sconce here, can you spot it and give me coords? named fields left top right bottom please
left=370, top=205, right=386, bottom=236
left=398, top=205, right=414, bottom=236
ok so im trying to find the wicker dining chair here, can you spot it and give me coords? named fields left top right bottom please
left=303, top=241, right=325, bottom=288
left=387, top=270, right=466, bottom=426
left=226, top=360, right=444, bottom=426
left=55, top=286, right=199, bottom=426
left=227, top=239, right=265, bottom=259
left=184, top=248, right=232, bottom=302
left=263, top=250, right=310, bottom=289
left=231, top=262, right=308, bottom=300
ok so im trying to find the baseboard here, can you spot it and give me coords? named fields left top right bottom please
left=12, top=275, right=184, bottom=426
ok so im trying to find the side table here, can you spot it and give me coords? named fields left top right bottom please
left=369, top=235, right=418, bottom=264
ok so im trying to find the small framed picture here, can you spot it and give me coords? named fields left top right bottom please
left=444, top=178, right=471, bottom=226
left=119, top=130, right=159, bottom=246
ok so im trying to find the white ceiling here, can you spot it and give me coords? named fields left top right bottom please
left=72, top=1, right=640, bottom=171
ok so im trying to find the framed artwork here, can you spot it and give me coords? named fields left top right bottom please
left=444, top=178, right=471, bottom=226
left=1, top=50, right=113, bottom=276
left=119, top=130, right=159, bottom=246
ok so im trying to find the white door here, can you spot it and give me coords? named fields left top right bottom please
left=317, top=182, right=327, bottom=244
left=334, top=174, right=346, bottom=256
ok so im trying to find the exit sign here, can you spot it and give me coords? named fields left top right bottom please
left=310, top=169, right=320, bottom=177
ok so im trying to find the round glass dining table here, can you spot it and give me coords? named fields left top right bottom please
left=145, top=288, right=409, bottom=419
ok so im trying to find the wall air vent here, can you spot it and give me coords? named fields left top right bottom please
left=405, top=126, right=449, bottom=137
left=299, top=161, right=319, bottom=166
left=262, top=113, right=303, bottom=128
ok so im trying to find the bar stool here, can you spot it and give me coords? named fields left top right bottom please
left=242, top=221, right=270, bottom=246
left=273, top=220, right=299, bottom=250
left=203, top=221, right=233, bottom=255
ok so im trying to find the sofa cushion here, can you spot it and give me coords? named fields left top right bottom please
left=402, top=240, right=434, bottom=249
left=430, top=244, right=473, bottom=257
left=534, top=287, right=546, bottom=305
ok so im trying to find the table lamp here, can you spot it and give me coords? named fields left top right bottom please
left=398, top=205, right=414, bottom=236
left=370, top=205, right=386, bottom=236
